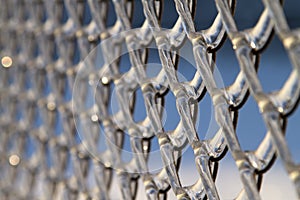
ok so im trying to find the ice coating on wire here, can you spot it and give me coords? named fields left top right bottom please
left=0, top=0, right=299, bottom=199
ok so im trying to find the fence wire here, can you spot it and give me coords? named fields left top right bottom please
left=0, top=0, right=299, bottom=199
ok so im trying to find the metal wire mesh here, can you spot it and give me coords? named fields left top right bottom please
left=0, top=0, right=299, bottom=199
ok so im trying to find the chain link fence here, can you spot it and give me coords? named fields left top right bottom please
left=0, top=0, right=299, bottom=199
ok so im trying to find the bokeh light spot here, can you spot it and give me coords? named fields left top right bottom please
left=1, top=56, right=12, bottom=68
left=9, top=154, right=20, bottom=166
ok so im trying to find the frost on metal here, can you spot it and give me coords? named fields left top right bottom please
left=0, top=0, right=299, bottom=199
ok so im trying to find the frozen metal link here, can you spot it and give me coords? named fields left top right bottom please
left=0, top=0, right=299, bottom=199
